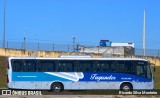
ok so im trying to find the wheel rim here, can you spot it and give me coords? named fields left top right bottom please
left=53, top=85, right=61, bottom=92
left=123, top=85, right=130, bottom=91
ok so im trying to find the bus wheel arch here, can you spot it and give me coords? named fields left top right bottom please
left=50, top=82, right=64, bottom=92
left=120, top=82, right=133, bottom=92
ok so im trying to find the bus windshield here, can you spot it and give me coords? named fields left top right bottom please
left=110, top=61, right=152, bottom=79
left=136, top=61, right=152, bottom=79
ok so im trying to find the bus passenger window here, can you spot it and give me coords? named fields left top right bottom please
left=57, top=64, right=63, bottom=72
left=74, top=61, right=82, bottom=72
left=82, top=62, right=91, bottom=72
left=98, top=61, right=110, bottom=72
left=38, top=64, right=42, bottom=71
left=11, top=60, right=23, bottom=72
left=24, top=60, right=37, bottom=72
left=39, top=60, right=55, bottom=72
left=85, top=68, right=88, bottom=71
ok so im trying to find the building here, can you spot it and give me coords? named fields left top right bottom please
left=79, top=41, right=135, bottom=57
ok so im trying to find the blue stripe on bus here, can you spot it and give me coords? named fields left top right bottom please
left=79, top=73, right=152, bottom=82
left=12, top=72, right=71, bottom=81
left=12, top=72, right=152, bottom=82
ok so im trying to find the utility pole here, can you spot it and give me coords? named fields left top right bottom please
left=2, top=0, right=6, bottom=48
left=23, top=28, right=26, bottom=50
left=75, top=43, right=80, bottom=52
left=143, top=10, right=146, bottom=56
left=72, top=36, right=76, bottom=52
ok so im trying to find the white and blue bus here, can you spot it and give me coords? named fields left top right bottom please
left=7, top=56, right=154, bottom=92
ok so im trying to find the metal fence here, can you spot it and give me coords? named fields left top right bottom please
left=0, top=41, right=159, bottom=57
left=135, top=48, right=160, bottom=57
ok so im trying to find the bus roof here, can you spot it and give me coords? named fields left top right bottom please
left=8, top=56, right=149, bottom=61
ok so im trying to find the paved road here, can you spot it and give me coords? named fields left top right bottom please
left=1, top=89, right=160, bottom=98
left=0, top=95, right=159, bottom=98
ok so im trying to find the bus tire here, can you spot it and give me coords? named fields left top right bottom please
left=120, top=83, right=133, bottom=92
left=51, top=82, right=64, bottom=92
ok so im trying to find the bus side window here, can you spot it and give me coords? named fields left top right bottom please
left=38, top=60, right=55, bottom=72
left=23, top=61, right=28, bottom=72
left=93, top=61, right=110, bottom=72
left=85, top=68, right=88, bottom=71
left=62, top=63, right=67, bottom=72
left=111, top=61, right=116, bottom=72
left=39, top=60, right=45, bottom=72
left=47, top=62, right=55, bottom=72
left=102, top=61, right=110, bottom=72
left=96, top=64, right=101, bottom=72
left=125, top=61, right=136, bottom=74
left=74, top=61, right=83, bottom=72
left=12, top=60, right=23, bottom=72
left=24, top=60, right=37, bottom=72
left=38, top=63, right=42, bottom=71
left=31, top=60, right=37, bottom=72
left=83, top=62, right=91, bottom=72
left=96, top=67, right=100, bottom=72
left=92, top=61, right=99, bottom=72
left=63, top=62, right=73, bottom=72
left=74, top=61, right=79, bottom=72
left=45, top=61, right=54, bottom=72
left=111, top=61, right=125, bottom=73
left=55, top=61, right=64, bottom=72
left=57, top=62, right=62, bottom=72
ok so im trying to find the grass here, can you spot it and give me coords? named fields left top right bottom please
left=0, top=56, right=160, bottom=90
left=0, top=56, right=7, bottom=88
left=153, top=66, right=160, bottom=89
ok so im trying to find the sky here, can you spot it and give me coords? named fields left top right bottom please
left=0, top=0, right=160, bottom=49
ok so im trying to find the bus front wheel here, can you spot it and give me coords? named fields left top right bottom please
left=120, top=83, right=133, bottom=92
left=51, top=82, right=63, bottom=92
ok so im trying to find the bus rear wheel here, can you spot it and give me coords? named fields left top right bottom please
left=120, top=83, right=133, bottom=92
left=51, top=82, right=63, bottom=92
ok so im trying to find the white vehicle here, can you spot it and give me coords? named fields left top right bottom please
left=7, top=56, right=154, bottom=92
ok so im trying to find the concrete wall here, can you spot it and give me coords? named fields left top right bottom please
left=0, top=48, right=102, bottom=58
left=79, top=46, right=135, bottom=56
left=0, top=48, right=159, bottom=66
